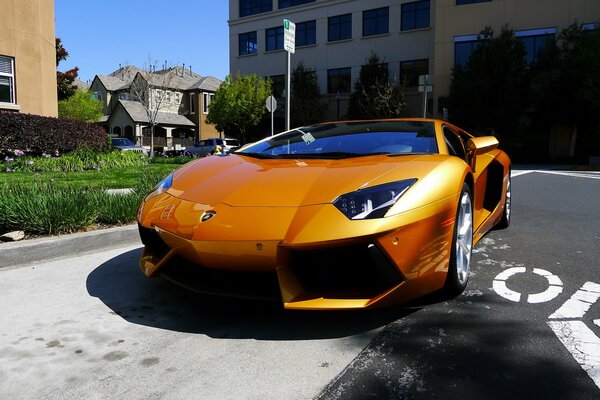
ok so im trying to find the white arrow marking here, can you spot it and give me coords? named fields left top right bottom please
left=547, top=320, right=600, bottom=388
left=549, top=282, right=600, bottom=319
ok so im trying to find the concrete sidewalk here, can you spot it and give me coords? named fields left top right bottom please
left=0, top=224, right=140, bottom=269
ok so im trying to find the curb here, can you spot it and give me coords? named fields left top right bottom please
left=0, top=224, right=141, bottom=269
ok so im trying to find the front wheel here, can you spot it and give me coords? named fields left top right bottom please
left=444, top=183, right=473, bottom=296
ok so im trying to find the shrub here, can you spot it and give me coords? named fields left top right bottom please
left=0, top=111, right=107, bottom=155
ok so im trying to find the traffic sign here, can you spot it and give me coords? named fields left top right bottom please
left=266, top=96, right=277, bottom=112
left=284, top=19, right=296, bottom=54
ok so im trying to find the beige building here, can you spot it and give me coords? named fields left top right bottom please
left=229, top=0, right=600, bottom=120
left=90, top=65, right=222, bottom=151
left=0, top=0, right=57, bottom=116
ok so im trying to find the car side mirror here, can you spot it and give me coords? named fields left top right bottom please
left=466, top=136, right=498, bottom=172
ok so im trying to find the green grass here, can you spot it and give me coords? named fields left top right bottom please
left=0, top=150, right=191, bottom=235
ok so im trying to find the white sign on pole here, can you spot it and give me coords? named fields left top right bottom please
left=284, top=19, right=296, bottom=54
left=265, top=96, right=277, bottom=112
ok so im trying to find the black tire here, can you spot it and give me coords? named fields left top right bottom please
left=444, top=183, right=473, bottom=296
left=496, top=170, right=511, bottom=229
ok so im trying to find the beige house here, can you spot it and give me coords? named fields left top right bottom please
left=0, top=0, right=57, bottom=116
left=90, top=65, right=222, bottom=151
left=229, top=0, right=600, bottom=119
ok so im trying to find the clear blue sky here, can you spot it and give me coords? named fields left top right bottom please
left=54, top=1, right=230, bottom=83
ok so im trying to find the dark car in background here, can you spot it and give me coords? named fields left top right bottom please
left=184, top=138, right=240, bottom=157
left=111, top=137, right=149, bottom=156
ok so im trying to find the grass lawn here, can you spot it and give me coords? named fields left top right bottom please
left=1, top=163, right=179, bottom=189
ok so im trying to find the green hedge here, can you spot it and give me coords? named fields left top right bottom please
left=0, top=111, right=107, bottom=155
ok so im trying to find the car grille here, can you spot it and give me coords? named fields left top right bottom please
left=288, top=242, right=404, bottom=298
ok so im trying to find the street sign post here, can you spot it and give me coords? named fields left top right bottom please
left=284, top=19, right=296, bottom=131
left=418, top=75, right=433, bottom=118
left=266, top=95, right=277, bottom=136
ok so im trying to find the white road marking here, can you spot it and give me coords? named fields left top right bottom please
left=535, top=170, right=600, bottom=180
left=511, top=170, right=534, bottom=177
left=492, top=267, right=563, bottom=303
left=548, top=320, right=600, bottom=389
left=548, top=282, right=600, bottom=391
left=549, top=282, right=600, bottom=319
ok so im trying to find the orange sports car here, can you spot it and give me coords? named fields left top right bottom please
left=136, top=119, right=511, bottom=310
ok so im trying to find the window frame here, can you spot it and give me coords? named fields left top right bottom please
left=515, top=27, right=557, bottom=64
left=327, top=67, right=352, bottom=94
left=239, top=0, right=272, bottom=18
left=401, top=0, right=430, bottom=32
left=296, top=20, right=316, bottom=47
left=328, top=13, right=352, bottom=42
left=362, top=7, right=389, bottom=37
left=456, top=0, right=491, bottom=5
left=0, top=55, right=16, bottom=105
left=190, top=92, right=196, bottom=114
left=400, top=59, right=430, bottom=87
left=278, top=0, right=315, bottom=9
left=266, top=26, right=285, bottom=52
left=239, top=31, right=258, bottom=56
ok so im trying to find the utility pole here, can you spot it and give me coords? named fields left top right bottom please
left=283, top=19, right=296, bottom=131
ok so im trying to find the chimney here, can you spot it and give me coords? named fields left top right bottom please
left=182, top=63, right=185, bottom=77
left=190, top=65, right=192, bottom=76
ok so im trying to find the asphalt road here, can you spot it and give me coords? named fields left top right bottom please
left=1, top=168, right=599, bottom=399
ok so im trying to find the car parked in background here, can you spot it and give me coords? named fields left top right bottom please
left=111, top=137, right=149, bottom=156
left=184, top=138, right=240, bottom=157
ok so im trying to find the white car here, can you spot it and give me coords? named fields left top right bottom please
left=184, top=138, right=240, bottom=157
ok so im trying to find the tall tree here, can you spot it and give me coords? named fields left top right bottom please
left=446, top=26, right=528, bottom=138
left=347, top=53, right=405, bottom=119
left=207, top=73, right=271, bottom=143
left=55, top=38, right=79, bottom=100
left=58, top=89, right=103, bottom=122
left=291, top=61, right=326, bottom=126
left=129, top=61, right=176, bottom=158
left=531, top=24, right=600, bottom=158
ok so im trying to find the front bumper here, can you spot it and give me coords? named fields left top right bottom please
left=137, top=192, right=457, bottom=309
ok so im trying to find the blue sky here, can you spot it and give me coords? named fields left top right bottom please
left=55, top=1, right=230, bottom=83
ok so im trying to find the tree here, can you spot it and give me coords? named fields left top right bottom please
left=446, top=26, right=528, bottom=138
left=531, top=24, right=600, bottom=158
left=207, top=73, right=271, bottom=143
left=56, top=38, right=79, bottom=100
left=57, top=89, right=103, bottom=122
left=129, top=61, right=176, bottom=158
left=291, top=61, right=326, bottom=126
left=347, top=53, right=406, bottom=119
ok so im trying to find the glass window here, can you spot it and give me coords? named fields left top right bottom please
left=203, top=93, right=213, bottom=114
left=327, top=67, right=351, bottom=94
left=240, top=0, right=272, bottom=17
left=516, top=28, right=556, bottom=64
left=190, top=93, right=195, bottom=114
left=239, top=31, right=258, bottom=55
left=456, top=0, right=491, bottom=5
left=400, top=59, right=429, bottom=87
left=454, top=36, right=481, bottom=68
left=266, top=26, right=284, bottom=51
left=0, top=55, right=15, bottom=104
left=363, top=7, right=389, bottom=37
left=279, top=0, right=315, bottom=9
left=328, top=14, right=352, bottom=42
left=401, top=1, right=430, bottom=31
left=296, top=20, right=316, bottom=47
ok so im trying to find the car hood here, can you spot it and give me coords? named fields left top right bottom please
left=170, top=153, right=436, bottom=207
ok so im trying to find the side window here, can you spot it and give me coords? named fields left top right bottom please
left=443, top=127, right=467, bottom=161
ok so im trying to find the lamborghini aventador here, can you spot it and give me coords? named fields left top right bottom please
left=136, top=119, right=511, bottom=309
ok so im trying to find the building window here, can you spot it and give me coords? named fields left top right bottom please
left=400, top=59, right=429, bottom=87
left=582, top=22, right=599, bottom=31
left=239, top=31, right=258, bottom=55
left=266, top=26, right=284, bottom=51
left=118, top=92, right=129, bottom=101
left=175, top=93, right=181, bottom=103
left=240, top=0, right=272, bottom=17
left=296, top=20, right=316, bottom=47
left=456, top=0, right=491, bottom=5
left=0, top=56, right=15, bottom=104
left=328, top=14, right=352, bottom=42
left=363, top=7, right=389, bottom=37
left=454, top=35, right=481, bottom=68
left=516, top=28, right=556, bottom=64
left=166, top=91, right=172, bottom=103
left=203, top=92, right=213, bottom=114
left=327, top=67, right=351, bottom=94
left=279, top=0, right=315, bottom=9
left=190, top=93, right=195, bottom=114
left=401, top=1, right=430, bottom=31
left=92, top=91, right=103, bottom=102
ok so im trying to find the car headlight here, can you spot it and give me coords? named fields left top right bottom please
left=333, top=179, right=417, bottom=220
left=144, top=173, right=173, bottom=202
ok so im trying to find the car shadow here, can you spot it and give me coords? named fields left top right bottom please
left=86, top=248, right=417, bottom=340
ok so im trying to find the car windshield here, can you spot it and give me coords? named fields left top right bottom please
left=112, top=138, right=134, bottom=146
left=237, top=121, right=437, bottom=159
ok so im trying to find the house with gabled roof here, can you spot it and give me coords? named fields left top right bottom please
left=89, top=64, right=223, bottom=152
